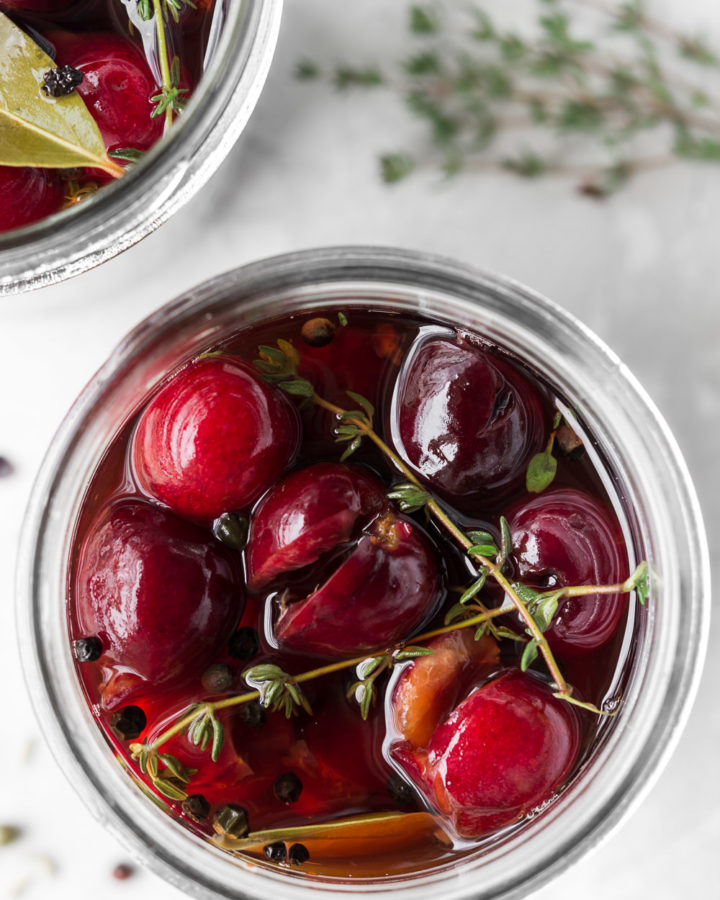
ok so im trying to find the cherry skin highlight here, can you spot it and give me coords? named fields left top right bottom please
left=273, top=511, right=442, bottom=657
left=132, top=356, right=301, bottom=522
left=393, top=670, right=581, bottom=837
left=507, top=487, right=629, bottom=656
left=246, top=462, right=387, bottom=591
left=392, top=335, right=545, bottom=509
left=75, top=499, right=244, bottom=688
left=0, top=166, right=64, bottom=232
left=49, top=31, right=165, bottom=154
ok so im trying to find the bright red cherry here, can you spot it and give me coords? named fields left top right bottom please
left=392, top=335, right=545, bottom=509
left=393, top=670, right=581, bottom=837
left=507, top=487, right=628, bottom=655
left=0, top=166, right=64, bottom=233
left=246, top=463, right=387, bottom=591
left=49, top=31, right=166, bottom=153
left=272, top=511, right=442, bottom=657
left=132, top=356, right=301, bottom=522
left=75, top=500, right=244, bottom=686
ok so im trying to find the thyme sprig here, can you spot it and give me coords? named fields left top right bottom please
left=139, top=0, right=190, bottom=130
left=298, top=0, right=720, bottom=195
left=349, top=646, right=434, bottom=719
left=135, top=559, right=644, bottom=788
left=526, top=411, right=562, bottom=493
left=252, top=337, right=649, bottom=712
left=243, top=664, right=313, bottom=718
left=128, top=743, right=197, bottom=801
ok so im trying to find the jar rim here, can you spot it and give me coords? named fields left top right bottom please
left=17, top=246, right=711, bottom=899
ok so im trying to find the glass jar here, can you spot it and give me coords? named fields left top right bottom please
left=17, top=247, right=709, bottom=899
left=0, top=0, right=283, bottom=295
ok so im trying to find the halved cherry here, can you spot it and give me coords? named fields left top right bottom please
left=246, top=463, right=386, bottom=591
left=389, top=629, right=499, bottom=749
left=75, top=499, right=244, bottom=689
left=132, top=356, right=300, bottom=522
left=507, top=487, right=629, bottom=655
left=393, top=670, right=581, bottom=837
left=273, top=512, right=442, bottom=657
left=392, top=334, right=545, bottom=509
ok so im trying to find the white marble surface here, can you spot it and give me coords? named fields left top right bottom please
left=1, top=0, right=719, bottom=896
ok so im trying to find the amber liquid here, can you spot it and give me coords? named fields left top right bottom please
left=68, top=308, right=642, bottom=878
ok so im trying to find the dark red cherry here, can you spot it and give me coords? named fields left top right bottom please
left=393, top=670, right=581, bottom=837
left=132, top=356, right=300, bottom=522
left=392, top=335, right=545, bottom=508
left=49, top=31, right=166, bottom=154
left=75, top=500, right=244, bottom=686
left=274, top=512, right=442, bottom=657
left=246, top=463, right=387, bottom=591
left=0, top=166, right=64, bottom=233
left=507, top=487, right=628, bottom=655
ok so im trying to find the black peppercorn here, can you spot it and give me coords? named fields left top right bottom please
left=42, top=65, right=84, bottom=97
left=0, top=457, right=14, bottom=478
left=264, top=841, right=287, bottom=862
left=212, top=804, right=249, bottom=838
left=273, top=772, right=303, bottom=804
left=182, top=794, right=211, bottom=822
left=228, top=627, right=259, bottom=661
left=212, top=512, right=249, bottom=549
left=387, top=773, right=415, bottom=806
left=201, top=662, right=234, bottom=693
left=240, top=700, right=266, bottom=729
left=301, top=317, right=336, bottom=347
left=109, top=706, right=146, bottom=741
left=73, top=636, right=103, bottom=662
left=288, top=843, right=310, bottom=865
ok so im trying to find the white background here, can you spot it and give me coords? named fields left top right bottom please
left=1, top=0, right=718, bottom=896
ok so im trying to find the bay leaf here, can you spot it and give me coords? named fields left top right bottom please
left=213, top=810, right=450, bottom=859
left=0, top=13, right=124, bottom=177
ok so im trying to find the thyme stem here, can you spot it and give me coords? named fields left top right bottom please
left=152, top=0, right=174, bottom=133
left=311, top=392, right=570, bottom=696
left=146, top=607, right=509, bottom=752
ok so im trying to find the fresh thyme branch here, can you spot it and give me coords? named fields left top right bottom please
left=296, top=0, right=720, bottom=195
left=140, top=0, right=190, bottom=129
